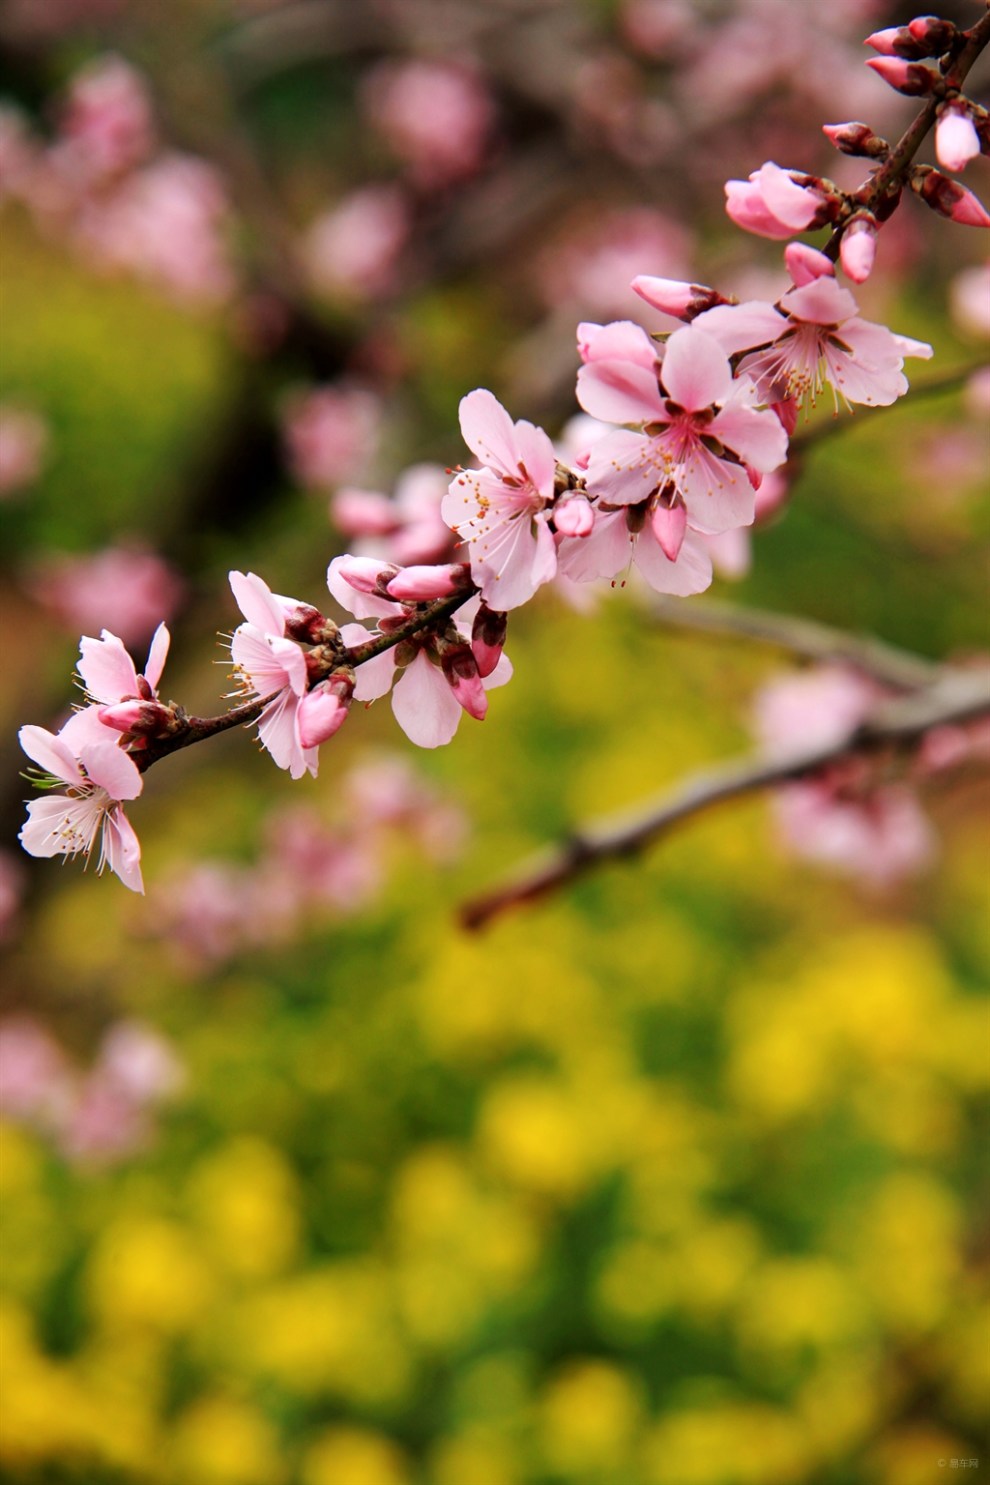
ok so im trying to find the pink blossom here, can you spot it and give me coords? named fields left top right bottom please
left=229, top=570, right=329, bottom=779
left=950, top=262, right=990, bottom=340
left=96, top=1020, right=185, bottom=1103
left=283, top=385, right=381, bottom=490
left=534, top=208, right=692, bottom=319
left=577, top=322, right=788, bottom=534
left=329, top=564, right=512, bottom=749
left=0, top=852, right=25, bottom=945
left=0, top=1017, right=71, bottom=1123
left=305, top=184, right=411, bottom=302
left=75, top=154, right=234, bottom=305
left=360, top=60, right=494, bottom=189
left=27, top=545, right=184, bottom=645
left=442, top=390, right=559, bottom=610
left=936, top=105, right=982, bottom=174
left=770, top=779, right=935, bottom=887
left=697, top=248, right=932, bottom=412
left=753, top=665, right=879, bottom=759
left=78, top=623, right=169, bottom=711
left=58, top=1074, right=151, bottom=1164
left=58, top=55, right=155, bottom=182
left=0, top=405, right=48, bottom=496
left=331, top=464, right=455, bottom=567
left=724, top=161, right=832, bottom=240
left=838, top=216, right=877, bottom=284
left=19, top=707, right=144, bottom=892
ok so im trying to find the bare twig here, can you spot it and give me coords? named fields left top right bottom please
left=650, top=598, right=940, bottom=690
left=459, top=665, right=990, bottom=931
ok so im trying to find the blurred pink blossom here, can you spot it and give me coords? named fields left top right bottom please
left=0, top=405, right=49, bottom=496
left=57, top=55, right=156, bottom=183
left=949, top=262, right=990, bottom=340
left=28, top=545, right=184, bottom=646
left=305, top=184, right=412, bottom=302
left=361, top=59, right=495, bottom=189
left=0, top=1017, right=71, bottom=1125
left=331, top=464, right=454, bottom=567
left=535, top=207, right=692, bottom=320
left=283, top=385, right=382, bottom=490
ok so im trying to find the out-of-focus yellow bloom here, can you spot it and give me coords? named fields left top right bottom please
left=936, top=1302, right=990, bottom=1422
left=186, top=1137, right=300, bottom=1278
left=429, top=1433, right=521, bottom=1485
left=593, top=1239, right=675, bottom=1332
left=851, top=1068, right=959, bottom=1155
left=0, top=1303, right=106, bottom=1465
left=538, top=1359, right=644, bottom=1475
left=733, top=1257, right=865, bottom=1360
left=643, top=1402, right=809, bottom=1485
left=0, top=1123, right=60, bottom=1302
left=796, top=1355, right=884, bottom=1461
left=847, top=1173, right=961, bottom=1334
left=476, top=1075, right=596, bottom=1200
left=671, top=1218, right=762, bottom=1323
left=936, top=1000, right=990, bottom=1091
left=86, top=1215, right=215, bottom=1333
left=301, top=1425, right=410, bottom=1485
left=0, top=1121, right=41, bottom=1194
left=866, top=1425, right=973, bottom=1485
left=169, top=1396, right=286, bottom=1484
left=231, top=1263, right=410, bottom=1402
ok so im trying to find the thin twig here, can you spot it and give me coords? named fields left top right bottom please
left=650, top=598, right=940, bottom=690
left=459, top=665, right=990, bottom=931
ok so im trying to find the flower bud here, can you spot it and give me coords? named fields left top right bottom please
left=906, top=16, right=956, bottom=54
left=440, top=642, right=487, bottom=721
left=385, top=563, right=472, bottom=602
left=283, top=602, right=337, bottom=645
left=865, top=57, right=937, bottom=95
left=471, top=604, right=507, bottom=678
left=839, top=214, right=878, bottom=284
left=936, top=104, right=981, bottom=173
left=296, top=671, right=354, bottom=748
left=912, top=165, right=990, bottom=227
left=650, top=490, right=687, bottom=562
left=822, top=121, right=888, bottom=159
left=98, top=700, right=176, bottom=737
left=335, top=555, right=400, bottom=595
left=784, top=242, right=835, bottom=286
left=554, top=495, right=594, bottom=538
left=631, top=275, right=729, bottom=320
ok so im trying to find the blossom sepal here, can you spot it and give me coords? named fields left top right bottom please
left=98, top=700, right=180, bottom=738
left=822, top=122, right=888, bottom=159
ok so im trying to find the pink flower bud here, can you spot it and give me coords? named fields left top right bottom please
left=335, top=555, right=400, bottom=595
left=784, top=242, right=835, bottom=286
left=385, top=563, right=471, bottom=601
left=650, top=493, right=687, bottom=562
left=440, top=643, right=487, bottom=720
left=554, top=495, right=594, bottom=538
left=283, top=602, right=336, bottom=644
left=822, top=122, right=888, bottom=159
left=471, top=605, right=507, bottom=678
left=98, top=700, right=174, bottom=736
left=906, top=16, right=956, bottom=54
left=631, top=275, right=728, bottom=320
left=839, top=216, right=877, bottom=284
left=296, top=673, right=354, bottom=748
left=936, top=105, right=981, bottom=173
left=913, top=166, right=990, bottom=227
left=865, top=57, right=937, bottom=96
left=864, top=26, right=910, bottom=57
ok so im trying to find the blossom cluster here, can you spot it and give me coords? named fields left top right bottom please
left=15, top=4, right=990, bottom=892
left=0, top=1015, right=184, bottom=1164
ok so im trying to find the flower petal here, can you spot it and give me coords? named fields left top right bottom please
left=229, top=570, right=287, bottom=635
left=144, top=624, right=171, bottom=692
left=660, top=326, right=733, bottom=410
left=77, top=631, right=140, bottom=703
left=391, top=651, right=462, bottom=748
left=78, top=742, right=143, bottom=801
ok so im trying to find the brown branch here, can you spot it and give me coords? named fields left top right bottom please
left=649, top=598, right=940, bottom=690
left=135, top=589, right=475, bottom=772
left=459, top=665, right=990, bottom=931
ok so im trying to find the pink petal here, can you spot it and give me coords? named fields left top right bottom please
left=781, top=278, right=859, bottom=326
left=327, top=556, right=402, bottom=621
left=391, top=651, right=462, bottom=748
left=510, top=418, right=557, bottom=494
left=231, top=626, right=307, bottom=695
left=458, top=389, right=521, bottom=477
left=660, top=327, right=733, bottom=410
left=709, top=403, right=788, bottom=474
left=633, top=527, right=713, bottom=596
left=578, top=320, right=659, bottom=369
left=757, top=162, right=822, bottom=230
left=576, top=360, right=666, bottom=425
left=229, top=570, right=286, bottom=635
left=19, top=725, right=81, bottom=785
left=77, top=631, right=140, bottom=703
left=693, top=301, right=788, bottom=356
left=557, top=508, right=634, bottom=582
left=257, top=691, right=315, bottom=778
left=101, top=807, right=144, bottom=893
left=20, top=794, right=100, bottom=859
left=143, top=623, right=171, bottom=692
left=78, top=742, right=143, bottom=801
left=650, top=498, right=687, bottom=561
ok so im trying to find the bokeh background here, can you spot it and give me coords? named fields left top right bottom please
left=1, top=2, right=988, bottom=1482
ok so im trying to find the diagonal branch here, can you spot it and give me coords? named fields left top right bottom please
left=459, top=665, right=990, bottom=931
left=649, top=598, right=940, bottom=690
